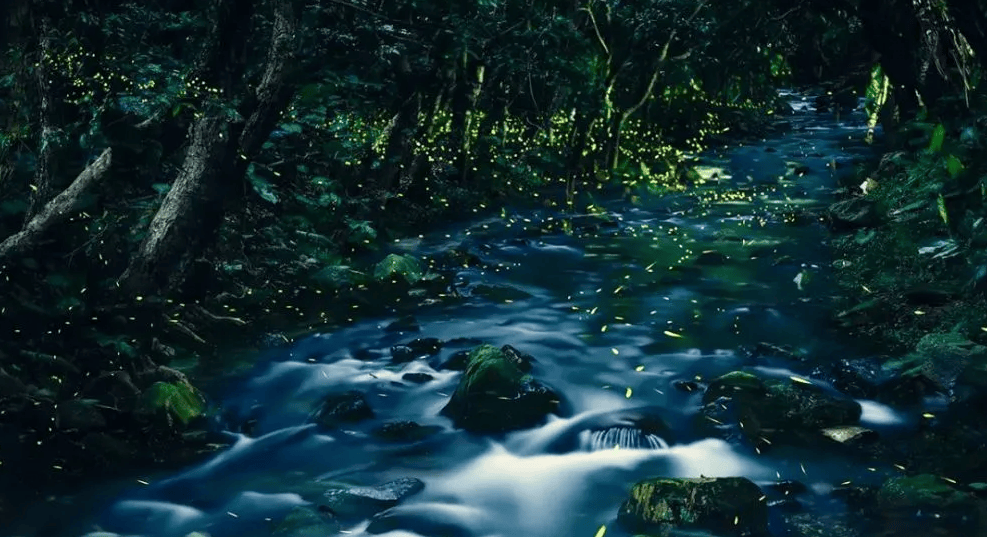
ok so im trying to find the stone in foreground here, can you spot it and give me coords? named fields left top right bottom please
left=617, top=476, right=769, bottom=536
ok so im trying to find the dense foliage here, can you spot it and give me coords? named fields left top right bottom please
left=2, top=0, right=987, bottom=523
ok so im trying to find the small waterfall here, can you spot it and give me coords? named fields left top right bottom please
left=580, top=427, right=669, bottom=451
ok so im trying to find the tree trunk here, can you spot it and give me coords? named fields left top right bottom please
left=24, top=16, right=61, bottom=223
left=375, top=55, right=422, bottom=195
left=450, top=58, right=484, bottom=183
left=119, top=0, right=297, bottom=296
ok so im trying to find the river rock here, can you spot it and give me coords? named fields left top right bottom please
left=820, top=425, right=878, bottom=447
left=440, top=350, right=471, bottom=371
left=882, top=332, right=987, bottom=404
left=401, top=372, right=434, bottom=384
left=701, top=371, right=861, bottom=445
left=407, top=337, right=442, bottom=355
left=312, top=391, right=374, bottom=428
left=440, top=344, right=561, bottom=433
left=272, top=506, right=340, bottom=536
left=371, top=420, right=442, bottom=442
left=617, top=476, right=769, bottom=536
left=874, top=474, right=987, bottom=531
left=827, top=198, right=880, bottom=230
left=323, top=477, right=425, bottom=520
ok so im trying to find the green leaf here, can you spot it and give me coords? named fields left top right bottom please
left=141, top=381, right=204, bottom=425
left=373, top=253, right=423, bottom=284
left=280, top=122, right=303, bottom=134
left=946, top=154, right=964, bottom=178
left=247, top=164, right=279, bottom=204
left=928, top=124, right=945, bottom=153
left=937, top=194, right=949, bottom=226
left=151, top=183, right=171, bottom=195
left=312, top=264, right=358, bottom=286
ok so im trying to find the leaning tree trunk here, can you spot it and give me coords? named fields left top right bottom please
left=119, top=0, right=297, bottom=296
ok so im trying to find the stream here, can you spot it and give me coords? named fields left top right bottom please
left=39, top=92, right=914, bottom=537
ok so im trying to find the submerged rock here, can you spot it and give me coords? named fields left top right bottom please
left=312, top=391, right=374, bottom=428
left=371, top=420, right=442, bottom=442
left=323, top=477, right=425, bottom=520
left=617, top=476, right=769, bottom=536
left=440, top=344, right=561, bottom=433
left=272, top=506, right=340, bottom=536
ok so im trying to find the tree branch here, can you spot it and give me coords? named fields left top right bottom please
left=580, top=2, right=610, bottom=58
left=0, top=148, right=112, bottom=262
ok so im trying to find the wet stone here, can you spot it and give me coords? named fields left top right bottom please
left=323, top=477, right=425, bottom=520
left=371, top=420, right=442, bottom=442
left=440, top=350, right=471, bottom=371
left=441, top=344, right=561, bottom=433
left=617, top=476, right=769, bottom=536
left=405, top=337, right=442, bottom=356
left=390, top=345, right=419, bottom=363
left=312, top=391, right=374, bottom=428
left=401, top=372, right=434, bottom=384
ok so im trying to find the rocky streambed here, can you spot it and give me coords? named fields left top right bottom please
left=11, top=92, right=987, bottom=537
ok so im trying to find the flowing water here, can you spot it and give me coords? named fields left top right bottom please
left=23, top=93, right=917, bottom=537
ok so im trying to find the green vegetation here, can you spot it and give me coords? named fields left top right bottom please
left=1, top=0, right=987, bottom=529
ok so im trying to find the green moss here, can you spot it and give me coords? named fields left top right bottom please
left=459, top=344, right=525, bottom=394
left=877, top=474, right=973, bottom=510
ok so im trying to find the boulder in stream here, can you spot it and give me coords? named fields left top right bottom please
left=323, top=477, right=425, bottom=521
left=312, top=391, right=374, bottom=428
left=701, top=370, right=861, bottom=446
left=440, top=344, right=561, bottom=433
left=617, top=476, right=769, bottom=536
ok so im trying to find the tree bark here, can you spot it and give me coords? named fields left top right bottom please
left=0, top=148, right=112, bottom=262
left=119, top=0, right=297, bottom=296
left=24, top=15, right=62, bottom=223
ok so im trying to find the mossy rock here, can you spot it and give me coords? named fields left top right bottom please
left=617, top=477, right=769, bottom=536
left=875, top=474, right=987, bottom=529
left=703, top=371, right=768, bottom=404
left=702, top=371, right=861, bottom=444
left=885, top=332, right=987, bottom=403
left=440, top=344, right=561, bottom=433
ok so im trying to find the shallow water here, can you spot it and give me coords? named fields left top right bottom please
left=23, top=94, right=919, bottom=537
